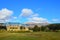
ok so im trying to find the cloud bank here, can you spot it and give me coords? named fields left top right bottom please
left=20, top=8, right=49, bottom=23
left=0, top=8, right=13, bottom=23
left=28, top=17, right=48, bottom=23
left=0, top=8, right=59, bottom=23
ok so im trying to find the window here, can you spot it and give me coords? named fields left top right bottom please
left=10, top=27, right=18, bottom=29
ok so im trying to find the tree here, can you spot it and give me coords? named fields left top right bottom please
left=47, top=23, right=60, bottom=32
left=40, top=26, right=46, bottom=31
left=0, top=26, right=6, bottom=30
left=33, top=25, right=40, bottom=32
left=0, top=23, right=6, bottom=30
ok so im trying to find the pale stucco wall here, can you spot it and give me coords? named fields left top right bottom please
left=6, top=25, right=29, bottom=31
left=7, top=26, right=20, bottom=31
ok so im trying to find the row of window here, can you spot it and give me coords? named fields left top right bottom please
left=9, top=27, right=26, bottom=29
left=10, top=27, right=18, bottom=29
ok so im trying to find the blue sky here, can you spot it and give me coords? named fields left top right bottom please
left=0, top=0, right=60, bottom=23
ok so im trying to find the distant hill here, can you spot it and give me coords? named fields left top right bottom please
left=0, top=22, right=49, bottom=28
left=24, top=22, right=49, bottom=28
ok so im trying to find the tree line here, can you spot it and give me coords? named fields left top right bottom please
left=29, top=23, right=60, bottom=32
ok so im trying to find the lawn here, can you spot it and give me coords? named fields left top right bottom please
left=0, top=32, right=60, bottom=40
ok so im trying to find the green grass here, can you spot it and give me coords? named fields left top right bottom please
left=0, top=32, right=60, bottom=40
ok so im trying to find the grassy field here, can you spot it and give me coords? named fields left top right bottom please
left=0, top=32, right=60, bottom=40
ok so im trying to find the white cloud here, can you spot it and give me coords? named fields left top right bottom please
left=52, top=19, right=59, bottom=22
left=0, top=8, right=13, bottom=23
left=51, top=19, right=60, bottom=23
left=31, top=13, right=39, bottom=17
left=20, top=8, right=33, bottom=17
left=28, top=17, right=48, bottom=23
